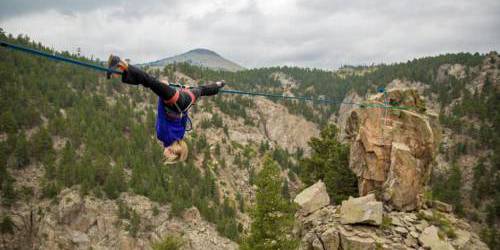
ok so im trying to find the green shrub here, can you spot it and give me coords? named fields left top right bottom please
left=418, top=210, right=457, bottom=239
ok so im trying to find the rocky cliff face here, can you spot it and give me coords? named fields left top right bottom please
left=344, top=88, right=441, bottom=211
left=2, top=186, right=238, bottom=250
left=254, top=97, right=319, bottom=154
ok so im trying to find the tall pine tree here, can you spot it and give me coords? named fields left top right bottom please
left=241, top=156, right=298, bottom=250
left=300, top=125, right=358, bottom=204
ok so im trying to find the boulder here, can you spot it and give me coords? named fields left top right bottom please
left=418, top=226, right=454, bottom=250
left=340, top=194, right=382, bottom=226
left=345, top=88, right=440, bottom=211
left=294, top=180, right=330, bottom=215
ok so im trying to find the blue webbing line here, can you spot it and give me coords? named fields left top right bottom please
left=0, top=40, right=412, bottom=110
left=0, top=40, right=122, bottom=75
left=218, top=89, right=344, bottom=105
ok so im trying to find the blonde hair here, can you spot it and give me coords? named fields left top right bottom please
left=164, top=140, right=189, bottom=164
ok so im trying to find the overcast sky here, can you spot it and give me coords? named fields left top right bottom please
left=1, top=0, right=499, bottom=69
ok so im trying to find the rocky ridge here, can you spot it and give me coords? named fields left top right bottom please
left=295, top=182, right=488, bottom=250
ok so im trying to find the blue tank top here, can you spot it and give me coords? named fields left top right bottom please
left=156, top=97, right=188, bottom=147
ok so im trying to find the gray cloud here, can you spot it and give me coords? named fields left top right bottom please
left=1, top=0, right=499, bottom=69
left=0, top=0, right=184, bottom=19
left=0, top=0, right=118, bottom=18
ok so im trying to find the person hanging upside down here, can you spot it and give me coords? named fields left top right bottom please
left=107, top=55, right=225, bottom=164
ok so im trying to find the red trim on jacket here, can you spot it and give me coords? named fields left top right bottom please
left=163, top=91, right=179, bottom=105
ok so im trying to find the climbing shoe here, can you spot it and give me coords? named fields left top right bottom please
left=107, top=54, right=128, bottom=79
left=199, top=81, right=225, bottom=96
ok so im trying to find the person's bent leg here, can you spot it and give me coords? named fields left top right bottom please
left=108, top=54, right=178, bottom=101
left=123, top=65, right=178, bottom=101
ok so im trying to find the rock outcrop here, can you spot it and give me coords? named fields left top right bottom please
left=294, top=180, right=330, bottom=215
left=344, top=88, right=441, bottom=211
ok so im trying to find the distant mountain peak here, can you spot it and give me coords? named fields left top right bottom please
left=187, top=48, right=220, bottom=56
left=143, top=48, right=245, bottom=72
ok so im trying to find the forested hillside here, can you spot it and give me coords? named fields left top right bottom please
left=0, top=31, right=245, bottom=246
left=0, top=29, right=498, bottom=249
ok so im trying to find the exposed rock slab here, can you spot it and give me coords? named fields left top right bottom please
left=340, top=194, right=382, bottom=226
